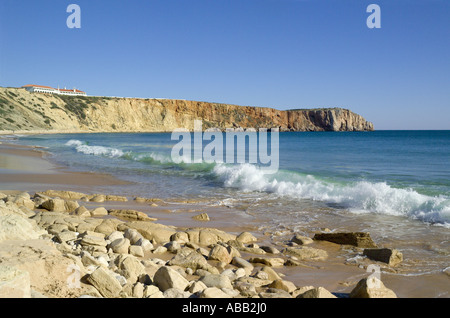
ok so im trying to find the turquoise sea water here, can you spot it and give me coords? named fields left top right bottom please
left=4, top=130, right=450, bottom=293
left=11, top=130, right=450, bottom=228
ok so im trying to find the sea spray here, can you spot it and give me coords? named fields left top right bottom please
left=65, top=139, right=125, bottom=158
left=212, top=163, right=450, bottom=227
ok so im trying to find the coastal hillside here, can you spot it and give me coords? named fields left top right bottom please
left=0, top=87, right=374, bottom=133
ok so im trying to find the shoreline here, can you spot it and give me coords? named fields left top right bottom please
left=0, top=140, right=449, bottom=298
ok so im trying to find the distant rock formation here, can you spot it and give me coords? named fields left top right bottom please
left=0, top=87, right=374, bottom=133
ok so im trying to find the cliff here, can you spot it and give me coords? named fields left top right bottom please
left=0, top=87, right=374, bottom=133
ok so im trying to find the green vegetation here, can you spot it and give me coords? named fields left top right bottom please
left=50, top=102, right=60, bottom=109
left=58, top=95, right=90, bottom=121
left=5, top=117, right=14, bottom=123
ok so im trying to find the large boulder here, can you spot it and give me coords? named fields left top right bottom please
left=185, top=228, right=236, bottom=246
left=208, top=245, right=232, bottom=264
left=282, top=246, right=328, bottom=261
left=153, top=266, right=189, bottom=292
left=0, top=265, right=31, bottom=298
left=0, top=214, right=42, bottom=242
left=86, top=267, right=123, bottom=298
left=313, top=232, right=377, bottom=248
left=118, top=221, right=176, bottom=244
left=296, top=287, right=337, bottom=298
left=350, top=277, right=397, bottom=298
left=363, top=248, right=403, bottom=266
left=115, top=255, right=146, bottom=283
left=108, top=209, right=156, bottom=221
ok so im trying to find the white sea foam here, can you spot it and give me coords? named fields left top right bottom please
left=65, top=139, right=124, bottom=158
left=212, top=163, right=450, bottom=227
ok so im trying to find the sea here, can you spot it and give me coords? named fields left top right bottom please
left=6, top=130, right=450, bottom=293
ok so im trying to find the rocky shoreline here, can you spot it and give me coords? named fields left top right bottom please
left=0, top=189, right=399, bottom=298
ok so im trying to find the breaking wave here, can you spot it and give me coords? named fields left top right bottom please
left=65, top=139, right=450, bottom=227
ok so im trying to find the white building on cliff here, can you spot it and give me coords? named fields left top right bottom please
left=22, top=84, right=87, bottom=96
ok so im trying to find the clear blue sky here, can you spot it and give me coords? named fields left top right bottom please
left=0, top=0, right=449, bottom=130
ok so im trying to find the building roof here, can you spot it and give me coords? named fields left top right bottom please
left=22, top=84, right=85, bottom=93
left=22, top=84, right=55, bottom=89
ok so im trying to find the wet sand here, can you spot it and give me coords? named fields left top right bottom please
left=0, top=140, right=449, bottom=298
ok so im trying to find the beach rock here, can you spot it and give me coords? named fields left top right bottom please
left=363, top=248, right=403, bottom=266
left=86, top=267, right=122, bottom=298
left=192, top=213, right=210, bottom=221
left=0, top=265, right=31, bottom=298
left=168, top=248, right=215, bottom=273
left=292, top=286, right=315, bottom=297
left=153, top=266, right=189, bottom=292
left=153, top=246, right=168, bottom=254
left=0, top=214, right=42, bottom=242
left=268, top=279, right=297, bottom=293
left=47, top=223, right=68, bottom=235
left=208, top=245, right=232, bottom=264
left=106, top=195, right=128, bottom=202
left=115, top=255, right=145, bottom=283
left=89, top=195, right=106, bottom=203
left=249, top=257, right=285, bottom=267
left=189, top=281, right=208, bottom=294
left=124, top=228, right=145, bottom=245
left=170, top=232, right=190, bottom=243
left=259, top=289, right=292, bottom=298
left=236, top=232, right=257, bottom=244
left=199, top=287, right=230, bottom=298
left=185, top=228, right=236, bottom=246
left=234, top=281, right=257, bottom=297
left=79, top=231, right=107, bottom=249
left=7, top=194, right=35, bottom=210
left=55, top=230, right=78, bottom=243
left=95, top=219, right=124, bottom=236
left=41, top=199, right=66, bottom=212
left=119, top=221, right=177, bottom=244
left=129, top=246, right=144, bottom=258
left=64, top=200, right=80, bottom=213
left=135, top=238, right=153, bottom=251
left=291, top=234, right=314, bottom=245
left=143, top=285, right=162, bottom=298
left=165, top=241, right=181, bottom=253
left=282, top=246, right=328, bottom=261
left=81, top=252, right=105, bottom=268
left=108, top=209, right=156, bottom=221
left=260, top=266, right=282, bottom=281
left=239, top=246, right=267, bottom=255
left=38, top=190, right=87, bottom=200
left=297, top=287, right=337, bottom=298
left=90, top=207, right=108, bottom=217
left=260, top=246, right=281, bottom=254
left=109, top=238, right=131, bottom=254
left=313, top=232, right=377, bottom=248
left=163, top=287, right=191, bottom=298
left=107, top=231, right=124, bottom=242
left=236, top=276, right=272, bottom=288
left=199, top=274, right=233, bottom=289
left=350, top=277, right=397, bottom=298
left=72, top=206, right=91, bottom=217
left=231, top=257, right=254, bottom=275
left=132, top=282, right=145, bottom=298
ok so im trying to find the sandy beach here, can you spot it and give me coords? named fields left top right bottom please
left=0, top=139, right=449, bottom=299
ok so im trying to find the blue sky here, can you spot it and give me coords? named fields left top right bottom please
left=0, top=0, right=449, bottom=130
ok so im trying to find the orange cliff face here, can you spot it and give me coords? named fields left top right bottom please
left=0, top=87, right=374, bottom=133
